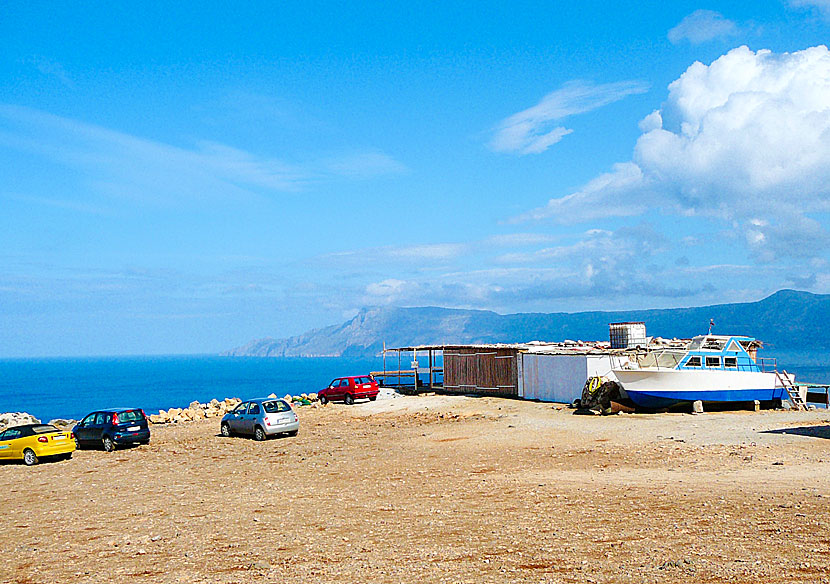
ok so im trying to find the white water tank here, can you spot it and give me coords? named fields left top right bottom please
left=609, top=322, right=647, bottom=349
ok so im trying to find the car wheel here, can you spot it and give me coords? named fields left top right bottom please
left=23, top=449, right=38, bottom=466
left=102, top=436, right=115, bottom=452
left=74, top=436, right=81, bottom=450
left=220, top=423, right=232, bottom=437
left=254, top=426, right=266, bottom=441
left=139, top=439, right=150, bottom=445
left=344, top=394, right=354, bottom=405
left=319, top=395, right=328, bottom=405
left=287, top=429, right=298, bottom=437
left=369, top=396, right=377, bottom=401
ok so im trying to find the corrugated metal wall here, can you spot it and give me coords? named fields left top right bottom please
left=443, top=348, right=518, bottom=397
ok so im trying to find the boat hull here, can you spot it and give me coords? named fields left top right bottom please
left=613, top=369, right=784, bottom=409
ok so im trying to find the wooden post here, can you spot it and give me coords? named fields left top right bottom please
left=429, top=349, right=434, bottom=390
left=383, top=341, right=387, bottom=385
left=398, top=351, right=401, bottom=389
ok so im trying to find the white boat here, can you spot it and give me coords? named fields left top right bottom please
left=613, top=334, right=786, bottom=409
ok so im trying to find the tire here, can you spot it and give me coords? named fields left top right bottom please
left=220, top=423, right=231, bottom=437
left=254, top=426, right=266, bottom=441
left=344, top=394, right=354, bottom=405
left=138, top=439, right=150, bottom=445
left=102, top=436, right=116, bottom=452
left=319, top=395, right=328, bottom=405
left=369, top=396, right=377, bottom=401
left=287, top=429, right=298, bottom=437
left=23, top=449, right=38, bottom=466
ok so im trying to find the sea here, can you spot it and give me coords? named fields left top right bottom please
left=0, top=355, right=381, bottom=423
left=0, top=354, right=827, bottom=423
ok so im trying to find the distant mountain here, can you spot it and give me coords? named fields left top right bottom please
left=222, top=290, right=830, bottom=361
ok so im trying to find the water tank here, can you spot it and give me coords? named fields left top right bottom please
left=609, top=322, right=647, bottom=349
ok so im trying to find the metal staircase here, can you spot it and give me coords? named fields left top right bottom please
left=776, top=370, right=807, bottom=410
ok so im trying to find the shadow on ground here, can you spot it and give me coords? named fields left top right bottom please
left=762, top=425, right=830, bottom=439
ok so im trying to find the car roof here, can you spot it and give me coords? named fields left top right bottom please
left=246, top=397, right=289, bottom=404
left=2, top=423, right=56, bottom=432
left=86, top=408, right=141, bottom=413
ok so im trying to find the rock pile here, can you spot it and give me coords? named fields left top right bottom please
left=148, top=393, right=324, bottom=425
left=0, top=412, right=40, bottom=430
left=149, top=398, right=242, bottom=424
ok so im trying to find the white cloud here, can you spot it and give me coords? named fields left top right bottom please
left=489, top=80, right=649, bottom=155
left=668, top=10, right=738, bottom=45
left=524, top=45, right=830, bottom=259
left=0, top=105, right=406, bottom=205
left=519, top=162, right=648, bottom=222
left=790, top=0, right=830, bottom=16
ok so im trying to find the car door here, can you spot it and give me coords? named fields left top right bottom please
left=91, top=412, right=107, bottom=442
left=246, top=403, right=261, bottom=434
left=0, top=428, right=24, bottom=459
left=0, top=429, right=14, bottom=459
left=229, top=402, right=248, bottom=433
left=75, top=414, right=96, bottom=445
left=337, top=378, right=349, bottom=399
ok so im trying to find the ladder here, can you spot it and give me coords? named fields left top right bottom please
left=776, top=370, right=807, bottom=410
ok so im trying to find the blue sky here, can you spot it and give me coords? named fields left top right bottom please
left=3, top=1, right=830, bottom=356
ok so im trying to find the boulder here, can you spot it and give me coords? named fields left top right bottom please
left=48, top=418, right=77, bottom=429
left=0, top=412, right=40, bottom=429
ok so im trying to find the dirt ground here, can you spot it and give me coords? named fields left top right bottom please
left=3, top=394, right=830, bottom=584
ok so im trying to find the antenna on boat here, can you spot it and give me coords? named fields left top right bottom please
left=708, top=318, right=715, bottom=335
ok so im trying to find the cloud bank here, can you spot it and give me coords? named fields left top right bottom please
left=525, top=45, right=830, bottom=259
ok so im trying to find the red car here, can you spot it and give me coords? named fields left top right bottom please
left=319, top=375, right=380, bottom=405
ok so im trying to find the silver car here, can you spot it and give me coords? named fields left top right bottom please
left=220, top=398, right=299, bottom=441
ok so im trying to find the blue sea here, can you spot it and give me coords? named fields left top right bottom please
left=0, top=354, right=826, bottom=423
left=0, top=356, right=382, bottom=423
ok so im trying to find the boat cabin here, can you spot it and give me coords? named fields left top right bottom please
left=636, top=335, right=765, bottom=372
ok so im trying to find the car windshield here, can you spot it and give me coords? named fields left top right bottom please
left=117, top=410, right=143, bottom=423
left=31, top=425, right=59, bottom=434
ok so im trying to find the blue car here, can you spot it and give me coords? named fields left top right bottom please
left=73, top=408, right=151, bottom=452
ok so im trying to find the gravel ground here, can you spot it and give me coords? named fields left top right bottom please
left=2, top=395, right=830, bottom=584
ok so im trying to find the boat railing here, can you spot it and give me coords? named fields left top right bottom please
left=757, top=357, right=777, bottom=372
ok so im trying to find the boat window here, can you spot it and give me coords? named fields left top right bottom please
left=724, top=356, right=737, bottom=368
left=705, top=356, right=721, bottom=368
left=637, top=351, right=683, bottom=368
left=685, top=356, right=702, bottom=367
left=656, top=352, right=684, bottom=368
left=726, top=340, right=742, bottom=353
left=702, top=338, right=726, bottom=351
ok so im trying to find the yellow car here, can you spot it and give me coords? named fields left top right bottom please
left=0, top=423, right=75, bottom=465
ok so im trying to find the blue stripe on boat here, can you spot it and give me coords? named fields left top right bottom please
left=626, top=387, right=786, bottom=409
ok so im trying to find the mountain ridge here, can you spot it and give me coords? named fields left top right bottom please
left=222, top=289, right=830, bottom=358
